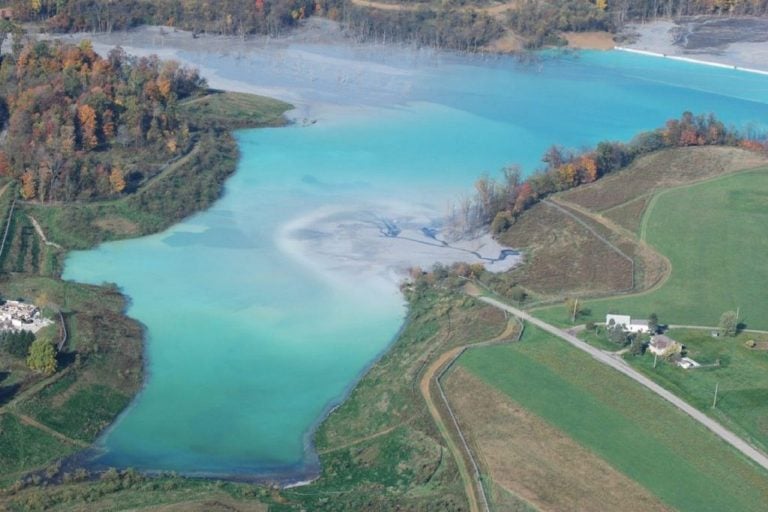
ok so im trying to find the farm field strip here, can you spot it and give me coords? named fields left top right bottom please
left=459, top=326, right=768, bottom=512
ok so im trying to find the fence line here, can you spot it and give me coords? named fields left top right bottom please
left=0, top=198, right=16, bottom=263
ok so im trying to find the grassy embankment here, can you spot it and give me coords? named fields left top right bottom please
left=456, top=326, right=768, bottom=512
left=0, top=92, right=291, bottom=493
left=488, top=146, right=766, bottom=306
left=534, top=165, right=768, bottom=329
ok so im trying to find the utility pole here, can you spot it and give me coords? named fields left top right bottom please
left=713, top=382, right=719, bottom=409
left=653, top=353, right=658, bottom=369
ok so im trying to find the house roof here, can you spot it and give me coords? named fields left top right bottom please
left=606, top=314, right=631, bottom=324
left=650, top=334, right=675, bottom=349
left=630, top=319, right=649, bottom=326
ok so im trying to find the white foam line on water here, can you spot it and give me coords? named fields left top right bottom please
left=614, top=46, right=768, bottom=76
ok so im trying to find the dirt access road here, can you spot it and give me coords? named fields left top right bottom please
left=476, top=294, right=768, bottom=473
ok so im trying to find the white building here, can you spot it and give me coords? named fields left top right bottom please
left=605, top=314, right=650, bottom=334
left=676, top=357, right=701, bottom=370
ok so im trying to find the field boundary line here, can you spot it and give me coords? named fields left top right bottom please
left=0, top=198, right=16, bottom=262
left=420, top=313, right=524, bottom=512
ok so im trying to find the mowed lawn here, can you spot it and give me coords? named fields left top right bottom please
left=629, top=329, right=768, bottom=453
left=536, top=168, right=768, bottom=329
left=460, top=327, right=768, bottom=512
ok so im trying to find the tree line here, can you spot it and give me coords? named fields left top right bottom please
left=447, top=112, right=764, bottom=238
left=7, top=0, right=332, bottom=37
left=8, top=0, right=768, bottom=50
left=0, top=39, right=207, bottom=202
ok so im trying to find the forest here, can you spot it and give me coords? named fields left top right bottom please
left=0, top=39, right=207, bottom=202
left=446, top=112, right=765, bottom=237
left=7, top=0, right=768, bottom=50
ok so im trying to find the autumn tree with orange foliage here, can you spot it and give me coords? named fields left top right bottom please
left=20, top=170, right=36, bottom=200
left=77, top=104, right=98, bottom=150
left=109, top=167, right=126, bottom=194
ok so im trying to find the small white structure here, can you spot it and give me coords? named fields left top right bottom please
left=0, top=300, right=52, bottom=333
left=649, top=334, right=682, bottom=357
left=605, top=314, right=650, bottom=334
left=676, top=357, right=701, bottom=370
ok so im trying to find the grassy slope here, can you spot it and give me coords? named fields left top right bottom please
left=536, top=167, right=768, bottom=328
left=460, top=327, right=768, bottom=512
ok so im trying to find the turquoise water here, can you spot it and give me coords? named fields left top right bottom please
left=63, top=47, right=768, bottom=478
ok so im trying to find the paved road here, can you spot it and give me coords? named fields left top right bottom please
left=478, top=296, right=768, bottom=472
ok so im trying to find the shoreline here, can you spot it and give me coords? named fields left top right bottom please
left=619, top=17, right=768, bottom=74
left=614, top=46, right=768, bottom=76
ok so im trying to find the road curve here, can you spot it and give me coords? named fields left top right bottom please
left=477, top=296, right=768, bottom=473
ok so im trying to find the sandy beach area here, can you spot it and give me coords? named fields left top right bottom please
left=620, top=17, right=768, bottom=72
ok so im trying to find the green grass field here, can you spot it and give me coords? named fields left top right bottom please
left=535, top=168, right=768, bottom=329
left=0, top=414, right=74, bottom=486
left=628, top=328, right=768, bottom=453
left=460, top=327, right=768, bottom=512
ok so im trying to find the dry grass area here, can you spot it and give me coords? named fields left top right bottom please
left=562, top=30, right=615, bottom=49
left=444, top=367, right=672, bottom=512
left=498, top=201, right=632, bottom=297
left=93, top=215, right=140, bottom=236
left=561, top=147, right=767, bottom=217
left=601, top=195, right=652, bottom=233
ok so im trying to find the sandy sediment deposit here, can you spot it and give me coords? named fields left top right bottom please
left=277, top=201, right=521, bottom=289
left=620, top=17, right=768, bottom=73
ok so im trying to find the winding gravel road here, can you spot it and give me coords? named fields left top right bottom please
left=478, top=296, right=768, bottom=473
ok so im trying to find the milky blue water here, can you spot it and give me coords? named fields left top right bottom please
left=63, top=44, right=768, bottom=479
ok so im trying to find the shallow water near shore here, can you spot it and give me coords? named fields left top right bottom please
left=63, top=33, right=768, bottom=478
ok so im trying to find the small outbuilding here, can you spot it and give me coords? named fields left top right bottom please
left=676, top=357, right=701, bottom=370
left=0, top=8, right=13, bottom=20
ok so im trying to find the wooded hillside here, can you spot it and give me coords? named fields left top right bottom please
left=0, top=39, right=206, bottom=202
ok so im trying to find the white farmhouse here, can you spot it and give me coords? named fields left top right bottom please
left=605, top=314, right=649, bottom=334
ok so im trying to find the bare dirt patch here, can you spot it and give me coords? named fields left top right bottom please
left=561, top=146, right=768, bottom=214
left=444, top=367, right=673, bottom=512
left=563, top=30, right=615, bottom=49
left=93, top=215, right=140, bottom=236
